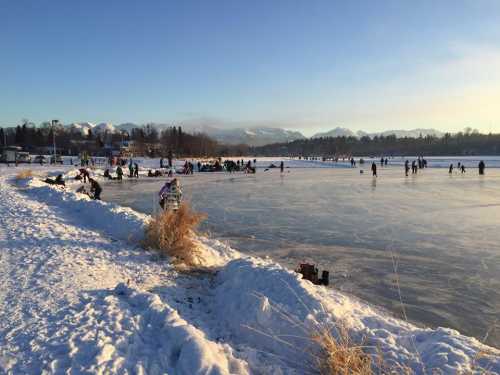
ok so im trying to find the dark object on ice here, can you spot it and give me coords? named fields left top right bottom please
left=44, top=174, right=65, bottom=186
left=296, top=263, right=330, bottom=286
left=268, top=163, right=277, bottom=168
left=479, top=160, right=485, bottom=175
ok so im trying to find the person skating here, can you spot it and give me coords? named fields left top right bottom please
left=479, top=160, right=485, bottom=175
left=134, top=163, right=139, bottom=178
left=405, top=160, right=410, bottom=176
left=116, top=166, right=123, bottom=181
left=128, top=161, right=134, bottom=178
left=449, top=164, right=453, bottom=174
left=280, top=161, right=284, bottom=173
left=371, top=162, right=377, bottom=177
left=412, top=161, right=417, bottom=174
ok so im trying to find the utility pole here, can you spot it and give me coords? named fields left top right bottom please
left=51, top=119, right=58, bottom=162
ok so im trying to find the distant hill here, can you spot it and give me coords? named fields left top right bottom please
left=312, top=127, right=356, bottom=138
left=312, top=127, right=444, bottom=139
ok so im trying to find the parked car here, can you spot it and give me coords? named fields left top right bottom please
left=34, top=155, right=47, bottom=164
left=50, top=155, right=64, bottom=164
left=16, top=152, right=31, bottom=163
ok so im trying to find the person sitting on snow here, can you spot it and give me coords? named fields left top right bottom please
left=88, top=178, right=102, bottom=200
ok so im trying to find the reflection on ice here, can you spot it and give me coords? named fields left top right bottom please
left=102, top=163, right=500, bottom=348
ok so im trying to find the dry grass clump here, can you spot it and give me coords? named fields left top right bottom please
left=143, top=203, right=206, bottom=267
left=312, top=325, right=373, bottom=375
left=15, top=169, right=33, bottom=180
left=312, top=324, right=416, bottom=375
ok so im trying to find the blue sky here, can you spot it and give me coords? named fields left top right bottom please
left=1, top=0, right=500, bottom=136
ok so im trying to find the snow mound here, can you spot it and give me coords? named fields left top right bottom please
left=94, top=283, right=250, bottom=374
left=212, top=258, right=500, bottom=374
left=23, top=178, right=148, bottom=243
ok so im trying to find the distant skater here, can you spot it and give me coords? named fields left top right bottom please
left=405, top=160, right=410, bottom=176
left=134, top=163, right=139, bottom=178
left=461, top=165, right=466, bottom=174
left=449, top=164, right=453, bottom=174
left=371, top=162, right=377, bottom=177
left=280, top=161, right=284, bottom=173
left=128, top=161, right=134, bottom=177
left=412, top=161, right=417, bottom=174
left=116, top=166, right=123, bottom=180
left=479, top=160, right=485, bottom=175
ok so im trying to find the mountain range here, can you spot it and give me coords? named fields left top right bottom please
left=311, top=127, right=445, bottom=139
left=65, top=122, right=445, bottom=146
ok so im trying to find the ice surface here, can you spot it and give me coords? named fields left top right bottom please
left=102, top=161, right=500, bottom=348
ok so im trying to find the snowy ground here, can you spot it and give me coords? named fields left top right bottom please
left=0, top=164, right=499, bottom=374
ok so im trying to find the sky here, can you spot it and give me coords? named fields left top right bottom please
left=1, top=0, right=500, bottom=136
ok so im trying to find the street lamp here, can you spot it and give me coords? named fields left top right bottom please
left=51, top=119, right=58, bottom=162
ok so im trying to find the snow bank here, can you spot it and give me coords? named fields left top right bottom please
left=95, top=283, right=250, bottom=375
left=19, top=175, right=241, bottom=266
left=213, top=258, right=500, bottom=374
left=22, top=177, right=148, bottom=243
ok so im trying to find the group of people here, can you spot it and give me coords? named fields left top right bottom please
left=404, top=158, right=427, bottom=176
left=75, top=168, right=102, bottom=199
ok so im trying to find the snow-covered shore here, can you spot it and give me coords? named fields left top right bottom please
left=1, top=166, right=499, bottom=374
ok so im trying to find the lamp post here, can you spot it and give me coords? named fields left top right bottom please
left=51, top=119, right=58, bottom=162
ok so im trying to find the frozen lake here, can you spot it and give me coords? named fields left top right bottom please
left=102, top=159, right=500, bottom=348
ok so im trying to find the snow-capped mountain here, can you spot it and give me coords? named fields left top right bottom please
left=311, top=127, right=356, bottom=138
left=312, top=127, right=444, bottom=139
left=195, top=126, right=306, bottom=146
left=94, top=122, right=116, bottom=134
left=64, top=121, right=444, bottom=145
left=67, top=122, right=95, bottom=136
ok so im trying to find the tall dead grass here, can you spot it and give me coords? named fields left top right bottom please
left=15, top=169, right=33, bottom=180
left=312, top=325, right=373, bottom=375
left=143, top=203, right=206, bottom=267
left=312, top=324, right=418, bottom=375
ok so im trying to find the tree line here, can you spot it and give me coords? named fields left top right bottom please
left=250, top=131, right=500, bottom=157
left=0, top=121, right=250, bottom=157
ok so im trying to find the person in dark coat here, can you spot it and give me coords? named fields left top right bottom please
left=89, top=178, right=102, bottom=200
left=116, top=166, right=123, bottom=181
left=280, top=161, right=284, bottom=173
left=405, top=160, right=410, bottom=176
left=479, top=160, right=485, bottom=175
left=134, top=163, right=139, bottom=178
left=371, top=162, right=377, bottom=177
left=78, top=168, right=90, bottom=183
